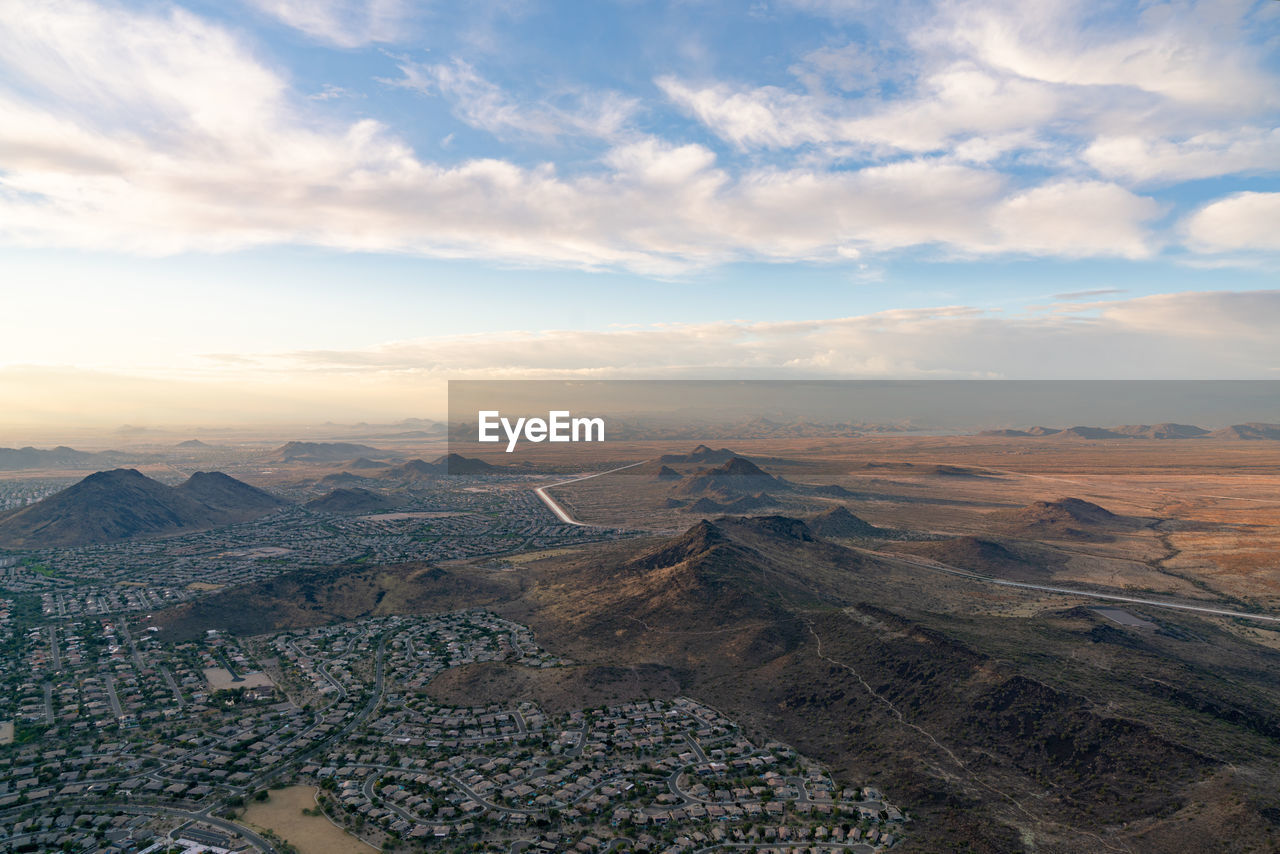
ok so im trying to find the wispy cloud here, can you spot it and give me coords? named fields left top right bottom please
left=1053, top=288, right=1126, bottom=301
left=385, top=57, right=639, bottom=142
left=663, top=0, right=1280, bottom=185
left=274, top=290, right=1280, bottom=379
left=243, top=0, right=411, bottom=48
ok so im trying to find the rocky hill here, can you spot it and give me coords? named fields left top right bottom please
left=0, top=469, right=288, bottom=547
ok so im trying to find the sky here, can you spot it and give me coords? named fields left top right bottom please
left=0, top=0, right=1278, bottom=429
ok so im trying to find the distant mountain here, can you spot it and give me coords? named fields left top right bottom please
left=687, top=493, right=775, bottom=514
left=175, top=439, right=213, bottom=449
left=305, top=487, right=399, bottom=515
left=672, top=457, right=785, bottom=499
left=907, top=536, right=1040, bottom=576
left=373, top=454, right=505, bottom=481
left=177, top=471, right=285, bottom=514
left=976, top=422, right=1280, bottom=441
left=1111, top=423, right=1209, bottom=439
left=809, top=506, right=883, bottom=539
left=0, top=445, right=134, bottom=472
left=316, top=472, right=374, bottom=489
left=986, top=497, right=1141, bottom=541
left=270, top=441, right=391, bottom=462
left=1055, top=426, right=1126, bottom=440
left=0, top=469, right=288, bottom=547
left=346, top=457, right=390, bottom=470
left=1208, top=423, right=1280, bottom=440
left=431, top=453, right=500, bottom=475
left=378, top=459, right=440, bottom=483
left=657, top=445, right=741, bottom=465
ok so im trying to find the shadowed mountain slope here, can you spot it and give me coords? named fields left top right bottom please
left=0, top=469, right=288, bottom=547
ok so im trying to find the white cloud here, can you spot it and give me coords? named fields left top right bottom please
left=943, top=0, right=1275, bottom=116
left=1182, top=192, right=1280, bottom=253
left=388, top=57, right=639, bottom=141
left=0, top=1, right=1168, bottom=269
left=658, top=64, right=1060, bottom=157
left=244, top=0, right=410, bottom=47
left=664, top=0, right=1280, bottom=190
left=987, top=181, right=1162, bottom=259
left=1, top=0, right=1269, bottom=270
left=1083, top=128, right=1280, bottom=184
left=274, top=289, right=1280, bottom=380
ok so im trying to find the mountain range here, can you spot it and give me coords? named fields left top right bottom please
left=979, top=422, right=1280, bottom=440
left=0, top=445, right=154, bottom=471
left=0, top=469, right=288, bottom=547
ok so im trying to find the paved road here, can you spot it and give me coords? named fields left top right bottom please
left=533, top=461, right=648, bottom=526
left=42, top=682, right=53, bottom=724
left=103, top=673, right=124, bottom=718
left=160, top=665, right=185, bottom=707
left=118, top=620, right=146, bottom=668
left=47, top=626, right=60, bottom=671
left=856, top=546, right=1280, bottom=624
left=684, top=734, right=708, bottom=763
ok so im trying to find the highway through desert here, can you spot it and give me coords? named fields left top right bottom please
left=533, top=460, right=648, bottom=525
left=854, top=546, right=1280, bottom=624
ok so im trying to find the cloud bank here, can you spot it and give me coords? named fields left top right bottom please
left=0, top=0, right=1274, bottom=272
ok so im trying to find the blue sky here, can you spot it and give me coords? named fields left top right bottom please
left=0, top=0, right=1278, bottom=427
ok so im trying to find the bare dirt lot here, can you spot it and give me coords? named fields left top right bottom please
left=242, top=785, right=377, bottom=854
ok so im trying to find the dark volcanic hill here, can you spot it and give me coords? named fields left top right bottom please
left=305, top=487, right=399, bottom=515
left=898, top=535, right=1064, bottom=581
left=986, top=497, right=1142, bottom=541
left=657, top=444, right=741, bottom=465
left=0, top=469, right=288, bottom=547
left=431, top=453, right=500, bottom=475
left=271, top=441, right=390, bottom=462
left=808, top=505, right=883, bottom=539
left=316, top=472, right=373, bottom=489
left=686, top=493, right=775, bottom=514
left=346, top=457, right=390, bottom=470
left=672, top=457, right=785, bottom=498
left=529, top=516, right=852, bottom=659
left=177, top=471, right=286, bottom=515
left=379, top=459, right=440, bottom=483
